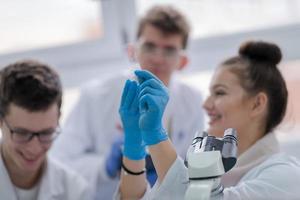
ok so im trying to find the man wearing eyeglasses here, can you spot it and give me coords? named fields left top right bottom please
left=0, top=60, right=91, bottom=199
left=51, top=5, right=204, bottom=199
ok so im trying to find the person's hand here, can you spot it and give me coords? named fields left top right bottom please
left=119, top=80, right=146, bottom=160
left=135, top=70, right=169, bottom=146
left=146, top=170, right=158, bottom=187
left=105, top=136, right=123, bottom=178
left=145, top=154, right=157, bottom=187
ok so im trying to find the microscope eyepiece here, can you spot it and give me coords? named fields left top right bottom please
left=222, top=128, right=238, bottom=172
left=223, top=128, right=238, bottom=143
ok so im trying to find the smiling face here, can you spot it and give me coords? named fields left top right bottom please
left=134, top=24, right=188, bottom=85
left=0, top=103, right=59, bottom=175
left=203, top=67, right=254, bottom=138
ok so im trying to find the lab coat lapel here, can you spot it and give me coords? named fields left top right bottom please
left=0, top=144, right=64, bottom=200
left=0, top=149, right=18, bottom=200
left=37, top=158, right=63, bottom=200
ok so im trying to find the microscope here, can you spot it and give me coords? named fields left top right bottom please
left=184, top=128, right=238, bottom=200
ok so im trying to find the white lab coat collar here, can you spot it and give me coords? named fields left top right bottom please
left=0, top=147, right=18, bottom=200
left=0, top=143, right=68, bottom=200
left=37, top=159, right=65, bottom=199
left=237, top=132, right=280, bottom=167
left=221, top=133, right=280, bottom=187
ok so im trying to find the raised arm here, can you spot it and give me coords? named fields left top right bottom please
left=119, top=80, right=147, bottom=199
left=135, top=70, right=177, bottom=183
left=119, top=70, right=179, bottom=199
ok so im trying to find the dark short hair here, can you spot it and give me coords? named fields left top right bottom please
left=221, top=41, right=288, bottom=134
left=137, top=5, right=190, bottom=49
left=0, top=60, right=62, bottom=118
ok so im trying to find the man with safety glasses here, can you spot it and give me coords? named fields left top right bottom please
left=51, top=5, right=204, bottom=199
left=0, top=60, right=90, bottom=199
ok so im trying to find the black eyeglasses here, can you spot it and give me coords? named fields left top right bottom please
left=3, top=118, right=60, bottom=144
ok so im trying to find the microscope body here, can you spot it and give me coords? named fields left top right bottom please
left=184, top=128, right=238, bottom=200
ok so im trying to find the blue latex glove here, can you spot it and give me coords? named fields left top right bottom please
left=147, top=170, right=158, bottom=187
left=145, top=154, right=157, bottom=187
left=134, top=70, right=169, bottom=145
left=119, top=79, right=146, bottom=160
left=105, top=141, right=158, bottom=184
left=105, top=136, right=123, bottom=178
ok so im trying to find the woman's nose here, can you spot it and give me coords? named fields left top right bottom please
left=202, top=95, right=213, bottom=111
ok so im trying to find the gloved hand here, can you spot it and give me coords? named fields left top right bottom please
left=147, top=170, right=158, bottom=187
left=145, top=154, right=157, bottom=187
left=105, top=136, right=123, bottom=178
left=119, top=79, right=146, bottom=160
left=134, top=70, right=169, bottom=146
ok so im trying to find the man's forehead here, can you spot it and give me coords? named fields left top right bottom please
left=5, top=103, right=59, bottom=126
left=139, top=35, right=183, bottom=49
left=138, top=25, right=184, bottom=47
left=7, top=103, right=58, bottom=114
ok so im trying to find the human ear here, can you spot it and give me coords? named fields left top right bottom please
left=178, top=55, right=188, bottom=71
left=251, top=92, right=268, bottom=117
left=127, top=44, right=137, bottom=62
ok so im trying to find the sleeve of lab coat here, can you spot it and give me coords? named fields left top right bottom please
left=146, top=157, right=189, bottom=200
left=141, top=154, right=300, bottom=200
left=112, top=157, right=188, bottom=200
left=50, top=83, right=110, bottom=196
left=113, top=182, right=152, bottom=200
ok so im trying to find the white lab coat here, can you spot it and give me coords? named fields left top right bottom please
left=50, top=70, right=204, bottom=199
left=0, top=153, right=91, bottom=200
left=139, top=133, right=300, bottom=200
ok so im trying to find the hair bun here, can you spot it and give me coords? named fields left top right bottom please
left=239, top=40, right=282, bottom=65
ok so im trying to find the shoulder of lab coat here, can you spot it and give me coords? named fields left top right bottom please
left=224, top=153, right=300, bottom=200
left=147, top=153, right=300, bottom=200
left=38, top=157, right=92, bottom=200
left=50, top=70, right=130, bottom=160
left=49, top=70, right=132, bottom=196
left=0, top=153, right=91, bottom=200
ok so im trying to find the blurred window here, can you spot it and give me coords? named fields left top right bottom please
left=136, top=0, right=300, bottom=39
left=0, top=0, right=102, bottom=54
